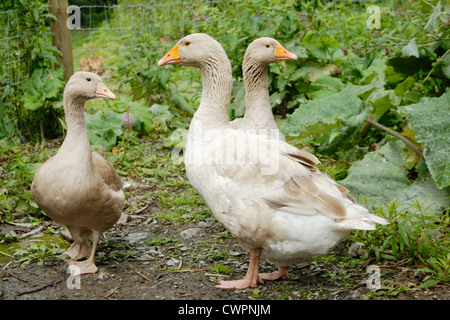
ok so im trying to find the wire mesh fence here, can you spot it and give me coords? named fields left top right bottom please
left=70, top=1, right=223, bottom=77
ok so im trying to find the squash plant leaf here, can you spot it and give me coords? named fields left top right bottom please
left=20, top=68, right=65, bottom=111
left=400, top=88, right=450, bottom=189
left=341, top=140, right=450, bottom=212
left=340, top=140, right=410, bottom=208
left=281, top=83, right=374, bottom=138
left=85, top=110, right=124, bottom=151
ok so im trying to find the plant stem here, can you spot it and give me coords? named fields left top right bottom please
left=39, top=120, right=45, bottom=143
left=419, top=48, right=450, bottom=88
left=365, top=119, right=422, bottom=156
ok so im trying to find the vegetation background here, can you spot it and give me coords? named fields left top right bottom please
left=0, top=0, right=449, bottom=298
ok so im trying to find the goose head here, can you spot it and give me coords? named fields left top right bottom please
left=158, top=33, right=227, bottom=68
left=245, top=37, right=297, bottom=65
left=65, top=71, right=116, bottom=102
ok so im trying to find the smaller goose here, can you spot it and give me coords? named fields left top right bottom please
left=230, top=38, right=297, bottom=141
left=31, top=71, right=124, bottom=275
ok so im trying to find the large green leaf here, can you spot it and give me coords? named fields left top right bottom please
left=424, top=0, right=442, bottom=33
left=149, top=104, right=174, bottom=132
left=340, top=140, right=410, bottom=208
left=170, top=91, right=195, bottom=115
left=395, top=175, right=450, bottom=213
left=281, top=83, right=374, bottom=138
left=85, top=110, right=124, bottom=151
left=20, top=68, right=64, bottom=111
left=128, top=102, right=154, bottom=133
left=341, top=140, right=449, bottom=212
left=401, top=39, right=419, bottom=58
left=289, top=61, right=340, bottom=83
left=400, top=89, right=450, bottom=188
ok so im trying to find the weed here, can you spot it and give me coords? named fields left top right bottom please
left=350, top=200, right=449, bottom=287
left=15, top=241, right=67, bottom=267
left=209, top=263, right=232, bottom=275
left=144, top=236, right=177, bottom=247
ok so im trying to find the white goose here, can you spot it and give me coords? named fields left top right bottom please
left=230, top=37, right=297, bottom=141
left=31, top=71, right=125, bottom=275
left=158, top=33, right=388, bottom=289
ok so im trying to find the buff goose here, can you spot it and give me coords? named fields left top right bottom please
left=158, top=33, right=388, bottom=289
left=31, top=71, right=125, bottom=275
left=230, top=37, right=297, bottom=141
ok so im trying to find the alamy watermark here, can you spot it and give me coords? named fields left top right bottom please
left=366, top=265, right=382, bottom=290
left=67, top=5, right=81, bottom=30
left=367, top=5, right=381, bottom=29
left=170, top=120, right=282, bottom=175
left=67, top=265, right=81, bottom=289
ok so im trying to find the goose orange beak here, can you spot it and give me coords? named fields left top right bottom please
left=275, top=44, right=297, bottom=61
left=158, top=44, right=181, bottom=66
left=95, top=82, right=116, bottom=100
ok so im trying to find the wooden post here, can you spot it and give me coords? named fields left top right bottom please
left=48, top=0, right=74, bottom=82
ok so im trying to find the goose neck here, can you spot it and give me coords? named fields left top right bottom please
left=243, top=57, right=271, bottom=118
left=194, top=55, right=233, bottom=128
left=60, top=92, right=92, bottom=158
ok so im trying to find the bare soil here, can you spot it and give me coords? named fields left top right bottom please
left=1, top=207, right=449, bottom=301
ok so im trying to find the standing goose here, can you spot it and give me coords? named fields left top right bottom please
left=230, top=37, right=297, bottom=141
left=31, top=71, right=125, bottom=275
left=159, top=33, right=388, bottom=289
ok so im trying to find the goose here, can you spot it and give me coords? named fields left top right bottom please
left=158, top=33, right=388, bottom=289
left=31, top=71, right=125, bottom=275
left=230, top=37, right=297, bottom=141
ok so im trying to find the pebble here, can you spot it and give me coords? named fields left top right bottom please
left=166, top=257, right=180, bottom=266
left=146, top=248, right=165, bottom=258
left=346, top=291, right=363, bottom=300
left=59, top=228, right=73, bottom=241
left=180, top=227, right=201, bottom=239
left=198, top=221, right=213, bottom=228
left=124, top=232, right=152, bottom=244
left=117, top=213, right=129, bottom=224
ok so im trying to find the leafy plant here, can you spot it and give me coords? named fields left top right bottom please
left=1, top=1, right=65, bottom=142
left=354, top=199, right=449, bottom=287
left=144, top=236, right=177, bottom=246
left=210, top=262, right=232, bottom=275
left=19, top=68, right=64, bottom=112
left=85, top=110, right=124, bottom=153
left=400, top=89, right=450, bottom=189
left=15, top=241, right=66, bottom=267
left=419, top=253, right=450, bottom=288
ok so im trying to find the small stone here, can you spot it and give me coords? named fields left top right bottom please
left=198, top=221, right=213, bottom=228
left=180, top=227, right=201, bottom=239
left=124, top=232, right=152, bottom=244
left=59, top=227, right=73, bottom=241
left=166, top=258, right=180, bottom=266
left=117, top=213, right=129, bottom=224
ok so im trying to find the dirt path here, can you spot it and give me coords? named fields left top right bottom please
left=1, top=204, right=448, bottom=301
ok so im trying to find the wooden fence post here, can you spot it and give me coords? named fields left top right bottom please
left=48, top=0, right=74, bottom=82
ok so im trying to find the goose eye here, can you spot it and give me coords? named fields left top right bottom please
left=185, top=41, right=191, bottom=46
left=265, top=44, right=270, bottom=48
left=86, top=78, right=91, bottom=82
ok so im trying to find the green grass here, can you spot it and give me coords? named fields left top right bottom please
left=144, top=236, right=177, bottom=246
left=209, top=262, right=232, bottom=275
left=153, top=187, right=212, bottom=223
